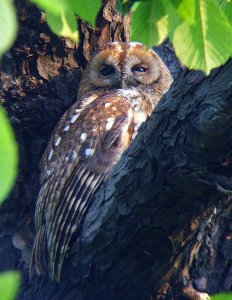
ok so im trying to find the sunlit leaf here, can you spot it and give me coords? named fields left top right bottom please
left=215, top=0, right=232, bottom=25
left=211, top=293, right=232, bottom=300
left=32, top=0, right=101, bottom=42
left=0, top=271, right=21, bottom=300
left=131, top=0, right=168, bottom=47
left=162, top=0, right=182, bottom=37
left=31, top=0, right=68, bottom=15
left=69, top=0, right=101, bottom=26
left=46, top=9, right=79, bottom=43
left=168, top=0, right=232, bottom=74
left=170, top=0, right=195, bottom=23
left=32, top=0, right=101, bottom=27
left=0, top=0, right=18, bottom=58
left=0, top=108, right=18, bottom=204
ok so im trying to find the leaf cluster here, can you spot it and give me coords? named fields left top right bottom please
left=211, top=293, right=232, bottom=300
left=1, top=0, right=232, bottom=74
left=0, top=108, right=19, bottom=300
left=0, top=272, right=21, bottom=300
left=129, top=0, right=232, bottom=74
left=31, top=0, right=101, bottom=43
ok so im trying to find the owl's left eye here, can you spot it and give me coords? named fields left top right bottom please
left=132, top=66, right=148, bottom=73
left=100, top=65, right=115, bottom=76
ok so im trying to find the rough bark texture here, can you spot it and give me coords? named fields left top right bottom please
left=0, top=1, right=232, bottom=300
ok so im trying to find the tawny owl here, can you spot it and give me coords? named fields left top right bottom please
left=29, top=42, right=173, bottom=281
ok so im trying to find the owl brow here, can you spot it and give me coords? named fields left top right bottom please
left=117, top=49, right=127, bottom=70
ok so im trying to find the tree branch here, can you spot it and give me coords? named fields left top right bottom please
left=19, top=62, right=232, bottom=300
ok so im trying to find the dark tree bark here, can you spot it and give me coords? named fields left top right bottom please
left=1, top=1, right=232, bottom=300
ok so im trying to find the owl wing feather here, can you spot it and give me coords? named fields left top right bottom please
left=30, top=93, right=133, bottom=281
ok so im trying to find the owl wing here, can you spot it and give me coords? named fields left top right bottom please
left=30, top=93, right=133, bottom=281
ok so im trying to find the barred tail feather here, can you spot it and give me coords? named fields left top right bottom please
left=29, top=225, right=48, bottom=279
left=46, top=163, right=105, bottom=281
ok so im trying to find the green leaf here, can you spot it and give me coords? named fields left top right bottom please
left=215, top=0, right=232, bottom=25
left=211, top=293, right=232, bottom=300
left=31, top=0, right=68, bottom=15
left=162, top=0, right=182, bottom=37
left=69, top=0, right=101, bottom=26
left=0, top=271, right=21, bottom=300
left=0, top=0, right=18, bottom=59
left=0, top=108, right=18, bottom=204
left=46, top=9, right=79, bottom=43
left=131, top=0, right=168, bottom=47
left=169, top=0, right=232, bottom=74
left=170, top=0, right=195, bottom=23
left=32, top=0, right=101, bottom=27
left=116, top=0, right=125, bottom=13
left=32, top=0, right=101, bottom=42
left=116, top=0, right=139, bottom=13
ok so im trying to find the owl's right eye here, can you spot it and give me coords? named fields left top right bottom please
left=100, top=65, right=115, bottom=76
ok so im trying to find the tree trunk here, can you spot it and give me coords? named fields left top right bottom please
left=1, top=1, right=232, bottom=300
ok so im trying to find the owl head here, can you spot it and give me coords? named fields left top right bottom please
left=78, top=42, right=172, bottom=105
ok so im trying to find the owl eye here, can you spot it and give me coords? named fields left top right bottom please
left=100, top=65, right=115, bottom=76
left=132, top=66, right=148, bottom=73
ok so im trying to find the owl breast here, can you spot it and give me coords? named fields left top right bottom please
left=30, top=42, right=173, bottom=281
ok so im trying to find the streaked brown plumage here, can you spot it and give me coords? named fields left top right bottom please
left=30, top=42, right=172, bottom=281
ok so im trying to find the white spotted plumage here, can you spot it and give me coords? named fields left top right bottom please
left=54, top=136, right=61, bottom=146
left=85, top=148, right=95, bottom=157
left=106, top=117, right=115, bottom=131
left=48, top=150, right=53, bottom=161
left=70, top=114, right=79, bottom=123
left=30, top=42, right=173, bottom=282
left=80, top=133, right=87, bottom=141
left=64, top=125, right=70, bottom=131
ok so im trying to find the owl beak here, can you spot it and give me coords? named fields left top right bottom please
left=121, top=80, right=127, bottom=89
left=121, top=75, right=135, bottom=89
